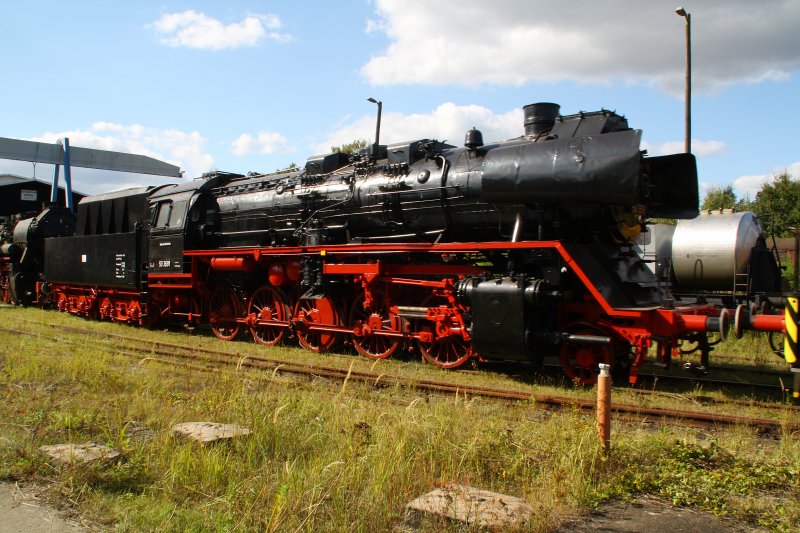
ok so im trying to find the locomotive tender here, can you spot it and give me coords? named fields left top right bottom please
left=5, top=101, right=797, bottom=384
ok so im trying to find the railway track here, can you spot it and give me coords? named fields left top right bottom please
left=524, top=361, right=792, bottom=400
left=2, top=316, right=798, bottom=436
left=460, top=358, right=796, bottom=409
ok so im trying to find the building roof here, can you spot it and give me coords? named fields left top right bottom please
left=0, top=173, right=86, bottom=196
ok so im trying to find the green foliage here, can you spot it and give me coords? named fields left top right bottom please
left=330, top=139, right=369, bottom=154
left=617, top=440, right=798, bottom=529
left=273, top=162, right=298, bottom=172
left=735, top=194, right=755, bottom=213
left=701, top=185, right=737, bottom=211
left=699, top=184, right=755, bottom=214
left=699, top=173, right=800, bottom=236
left=649, top=218, right=676, bottom=225
left=750, top=172, right=800, bottom=237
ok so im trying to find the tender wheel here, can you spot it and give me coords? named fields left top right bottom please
left=294, top=296, right=341, bottom=353
left=559, top=325, right=613, bottom=385
left=98, top=297, right=113, bottom=320
left=248, top=285, right=289, bottom=346
left=209, top=286, right=241, bottom=341
left=349, top=291, right=401, bottom=360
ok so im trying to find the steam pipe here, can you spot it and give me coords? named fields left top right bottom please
left=511, top=212, right=522, bottom=242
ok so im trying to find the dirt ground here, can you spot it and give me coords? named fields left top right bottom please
left=556, top=495, right=766, bottom=532
left=2, top=481, right=767, bottom=532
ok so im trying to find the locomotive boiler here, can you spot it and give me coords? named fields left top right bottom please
left=194, top=103, right=697, bottom=251
left=33, top=101, right=798, bottom=384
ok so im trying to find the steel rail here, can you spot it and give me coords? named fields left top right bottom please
left=1, top=319, right=797, bottom=435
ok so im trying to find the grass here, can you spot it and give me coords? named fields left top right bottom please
left=697, top=330, right=790, bottom=370
left=1, top=307, right=799, bottom=531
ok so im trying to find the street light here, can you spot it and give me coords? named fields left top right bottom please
left=675, top=6, right=691, bottom=154
left=367, top=97, right=382, bottom=148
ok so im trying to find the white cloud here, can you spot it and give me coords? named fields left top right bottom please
left=733, top=161, right=800, bottom=198
left=313, top=102, right=521, bottom=154
left=642, top=139, right=726, bottom=158
left=232, top=131, right=293, bottom=156
left=317, top=103, right=730, bottom=160
left=28, top=123, right=215, bottom=194
left=152, top=10, right=292, bottom=50
left=732, top=174, right=771, bottom=199
left=362, top=0, right=800, bottom=93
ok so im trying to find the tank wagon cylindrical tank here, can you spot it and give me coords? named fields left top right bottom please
left=673, top=211, right=762, bottom=290
left=671, top=211, right=781, bottom=294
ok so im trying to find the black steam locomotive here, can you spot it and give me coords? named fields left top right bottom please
left=3, top=101, right=796, bottom=385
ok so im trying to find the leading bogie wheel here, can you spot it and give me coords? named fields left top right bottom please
left=559, top=326, right=614, bottom=385
left=418, top=328, right=473, bottom=369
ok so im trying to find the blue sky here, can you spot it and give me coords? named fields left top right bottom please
left=2, top=0, right=798, bottom=201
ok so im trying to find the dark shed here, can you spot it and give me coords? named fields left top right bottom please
left=0, top=174, right=85, bottom=223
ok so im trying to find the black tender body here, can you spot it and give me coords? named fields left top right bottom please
left=45, top=187, right=153, bottom=289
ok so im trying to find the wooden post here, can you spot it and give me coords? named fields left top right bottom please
left=597, top=363, right=611, bottom=453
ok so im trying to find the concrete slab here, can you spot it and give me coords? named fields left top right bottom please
left=170, top=422, right=252, bottom=444
left=0, top=482, right=86, bottom=532
left=38, top=443, right=121, bottom=465
left=405, top=483, right=532, bottom=529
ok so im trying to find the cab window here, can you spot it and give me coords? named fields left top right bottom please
left=169, top=201, right=187, bottom=228
left=155, top=202, right=172, bottom=227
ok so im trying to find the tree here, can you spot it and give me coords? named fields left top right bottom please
left=330, top=139, right=369, bottom=155
left=750, top=171, right=800, bottom=237
left=701, top=185, right=737, bottom=211
left=734, top=195, right=755, bottom=213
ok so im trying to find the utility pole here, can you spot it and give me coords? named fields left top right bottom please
left=675, top=6, right=692, bottom=153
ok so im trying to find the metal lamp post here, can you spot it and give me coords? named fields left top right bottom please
left=367, top=97, right=382, bottom=148
left=675, top=6, right=691, bottom=154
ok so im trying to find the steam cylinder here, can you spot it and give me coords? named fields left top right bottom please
left=671, top=212, right=765, bottom=290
